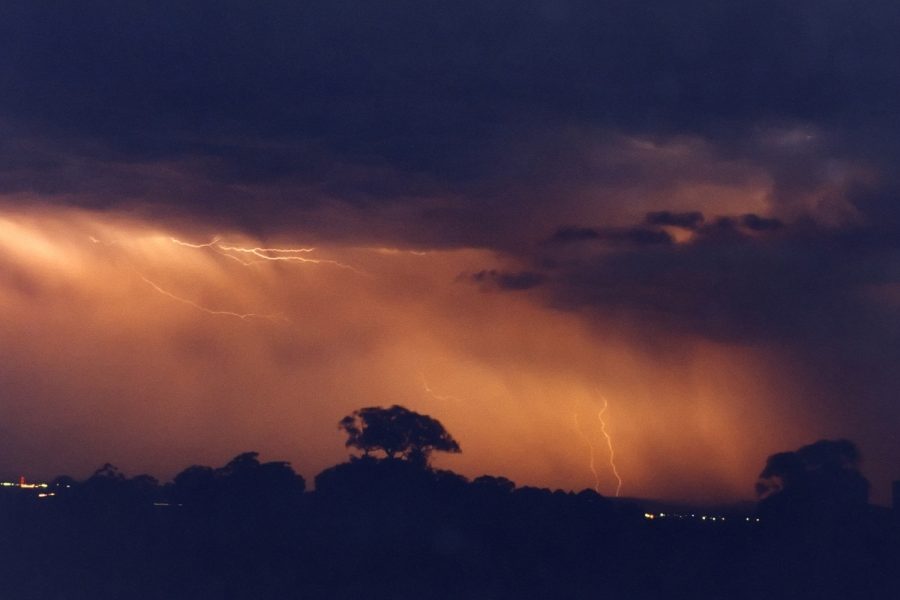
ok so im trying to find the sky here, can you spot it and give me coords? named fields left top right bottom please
left=1, top=1, right=899, bottom=504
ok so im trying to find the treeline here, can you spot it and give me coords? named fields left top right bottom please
left=1, top=451, right=897, bottom=600
left=1, top=453, right=640, bottom=599
left=1, top=408, right=898, bottom=599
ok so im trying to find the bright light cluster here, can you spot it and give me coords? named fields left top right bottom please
left=643, top=512, right=761, bottom=523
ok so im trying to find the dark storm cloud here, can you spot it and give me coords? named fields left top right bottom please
left=739, top=214, right=784, bottom=232
left=645, top=211, right=705, bottom=230
left=2, top=1, right=900, bottom=219
left=549, top=226, right=673, bottom=246
left=691, top=214, right=786, bottom=241
left=469, top=270, right=546, bottom=292
left=549, top=227, right=602, bottom=244
left=535, top=215, right=900, bottom=341
left=3, top=0, right=900, bottom=344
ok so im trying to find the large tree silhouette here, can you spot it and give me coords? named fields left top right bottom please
left=338, top=405, right=461, bottom=465
left=756, top=438, right=869, bottom=523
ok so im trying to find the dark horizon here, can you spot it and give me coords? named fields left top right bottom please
left=2, top=424, right=896, bottom=600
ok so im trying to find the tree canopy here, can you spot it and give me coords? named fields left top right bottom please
left=338, top=405, right=461, bottom=465
left=756, top=438, right=869, bottom=523
left=172, top=451, right=305, bottom=509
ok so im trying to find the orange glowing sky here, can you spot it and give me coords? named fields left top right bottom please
left=1, top=203, right=888, bottom=504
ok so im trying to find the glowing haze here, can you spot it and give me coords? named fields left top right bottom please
left=0, top=203, right=884, bottom=503
left=2, top=2, right=900, bottom=504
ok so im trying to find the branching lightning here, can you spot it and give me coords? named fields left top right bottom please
left=597, top=395, right=623, bottom=497
left=88, top=234, right=363, bottom=272
left=139, top=276, right=285, bottom=322
left=170, top=237, right=363, bottom=273
left=168, top=237, right=256, bottom=265
left=573, top=394, right=623, bottom=497
left=217, top=242, right=363, bottom=273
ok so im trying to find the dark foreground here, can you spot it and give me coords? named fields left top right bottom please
left=2, top=457, right=898, bottom=600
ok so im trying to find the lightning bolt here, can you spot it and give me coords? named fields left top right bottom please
left=168, top=237, right=257, bottom=265
left=218, top=244, right=316, bottom=254
left=216, top=242, right=363, bottom=273
left=420, top=373, right=464, bottom=402
left=170, top=237, right=363, bottom=273
left=88, top=236, right=119, bottom=246
left=370, top=247, right=429, bottom=256
left=597, top=395, right=623, bottom=497
left=167, top=237, right=222, bottom=250
left=139, top=276, right=286, bottom=322
left=573, top=411, right=602, bottom=494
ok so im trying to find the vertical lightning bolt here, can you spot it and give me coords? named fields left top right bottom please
left=573, top=412, right=602, bottom=494
left=597, top=395, right=623, bottom=497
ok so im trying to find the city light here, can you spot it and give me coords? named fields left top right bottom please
left=1, top=477, right=51, bottom=490
left=642, top=511, right=758, bottom=524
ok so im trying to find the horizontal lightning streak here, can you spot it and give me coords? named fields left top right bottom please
left=170, top=237, right=363, bottom=273
left=216, top=244, right=327, bottom=265
left=169, top=236, right=255, bottom=264
left=139, top=276, right=285, bottom=323
left=224, top=245, right=316, bottom=254
left=370, top=247, right=429, bottom=256
left=168, top=237, right=221, bottom=249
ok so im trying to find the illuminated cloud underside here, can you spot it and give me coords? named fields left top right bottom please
left=0, top=205, right=849, bottom=503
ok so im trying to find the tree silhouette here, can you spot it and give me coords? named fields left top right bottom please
left=756, top=438, right=869, bottom=523
left=172, top=452, right=305, bottom=509
left=338, top=405, right=461, bottom=465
